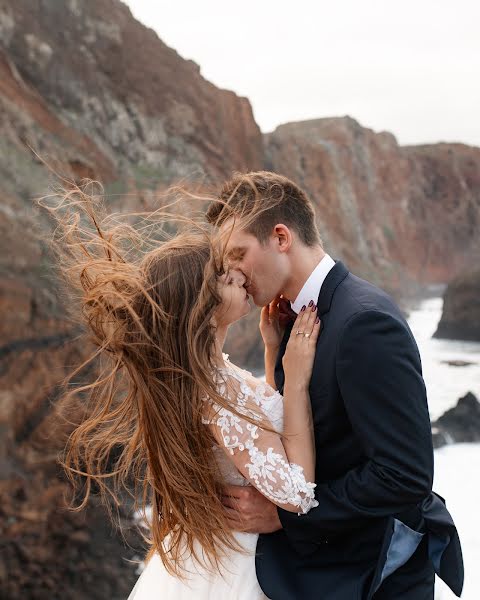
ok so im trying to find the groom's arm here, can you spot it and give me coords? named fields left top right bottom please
left=277, top=309, right=434, bottom=551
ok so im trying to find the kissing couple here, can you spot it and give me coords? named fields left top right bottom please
left=54, top=171, right=463, bottom=599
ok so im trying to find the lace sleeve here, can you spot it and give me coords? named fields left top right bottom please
left=203, top=365, right=318, bottom=515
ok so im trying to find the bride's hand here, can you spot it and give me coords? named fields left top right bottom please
left=259, top=296, right=284, bottom=351
left=283, top=303, right=321, bottom=390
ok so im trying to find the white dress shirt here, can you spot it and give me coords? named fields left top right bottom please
left=291, top=254, right=336, bottom=314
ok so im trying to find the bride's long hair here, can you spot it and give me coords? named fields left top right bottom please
left=41, top=182, right=251, bottom=577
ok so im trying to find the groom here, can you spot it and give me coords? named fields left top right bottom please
left=206, top=171, right=463, bottom=600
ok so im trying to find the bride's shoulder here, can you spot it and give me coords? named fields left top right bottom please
left=220, top=354, right=280, bottom=400
left=206, top=355, right=283, bottom=430
left=221, top=353, right=252, bottom=379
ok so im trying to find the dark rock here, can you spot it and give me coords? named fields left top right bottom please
left=0, top=473, right=146, bottom=600
left=441, top=359, right=477, bottom=367
left=431, top=392, right=480, bottom=449
left=434, top=269, right=480, bottom=342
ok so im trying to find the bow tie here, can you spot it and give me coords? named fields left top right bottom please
left=278, top=297, right=298, bottom=327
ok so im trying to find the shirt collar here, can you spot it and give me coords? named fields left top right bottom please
left=291, top=254, right=336, bottom=314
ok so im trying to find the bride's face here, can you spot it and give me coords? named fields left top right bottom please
left=215, top=268, right=251, bottom=326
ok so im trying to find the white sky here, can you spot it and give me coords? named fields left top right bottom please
left=125, top=0, right=480, bottom=146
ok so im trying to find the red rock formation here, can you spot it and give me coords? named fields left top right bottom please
left=0, top=1, right=263, bottom=597
left=1, top=0, right=263, bottom=185
left=265, top=117, right=480, bottom=297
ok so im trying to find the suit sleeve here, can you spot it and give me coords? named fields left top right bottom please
left=278, top=310, right=434, bottom=549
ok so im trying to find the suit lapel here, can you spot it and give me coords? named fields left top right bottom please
left=316, top=261, right=349, bottom=315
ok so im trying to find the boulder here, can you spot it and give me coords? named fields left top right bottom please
left=434, top=269, right=480, bottom=342
left=431, top=392, right=480, bottom=449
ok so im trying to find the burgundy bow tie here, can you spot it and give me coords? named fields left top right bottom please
left=278, top=298, right=297, bottom=327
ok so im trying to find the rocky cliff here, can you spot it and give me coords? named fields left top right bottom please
left=0, top=1, right=263, bottom=597
left=0, top=0, right=262, bottom=185
left=0, top=1, right=479, bottom=597
left=265, top=118, right=480, bottom=297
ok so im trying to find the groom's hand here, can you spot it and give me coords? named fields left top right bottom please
left=222, top=484, right=282, bottom=534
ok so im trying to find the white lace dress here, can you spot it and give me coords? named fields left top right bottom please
left=127, top=356, right=318, bottom=600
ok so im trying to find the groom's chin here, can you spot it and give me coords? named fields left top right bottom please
left=252, top=295, right=264, bottom=308
left=253, top=294, right=271, bottom=308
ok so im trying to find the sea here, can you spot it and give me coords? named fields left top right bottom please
left=406, top=297, right=479, bottom=599
left=407, top=296, right=480, bottom=419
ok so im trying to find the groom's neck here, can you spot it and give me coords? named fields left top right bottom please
left=282, top=245, right=326, bottom=302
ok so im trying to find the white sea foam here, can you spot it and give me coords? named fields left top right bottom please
left=433, top=443, right=480, bottom=599
left=407, top=297, right=480, bottom=420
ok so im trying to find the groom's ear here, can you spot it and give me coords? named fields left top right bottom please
left=273, top=224, right=292, bottom=253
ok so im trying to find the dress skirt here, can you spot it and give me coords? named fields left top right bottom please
left=127, top=531, right=269, bottom=599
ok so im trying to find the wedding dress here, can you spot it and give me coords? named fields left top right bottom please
left=127, top=356, right=318, bottom=599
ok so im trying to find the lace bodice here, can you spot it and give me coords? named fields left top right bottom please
left=203, top=355, right=318, bottom=515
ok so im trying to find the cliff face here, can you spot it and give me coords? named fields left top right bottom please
left=0, top=0, right=263, bottom=184
left=265, top=117, right=480, bottom=297
left=0, top=0, right=265, bottom=368
left=0, top=1, right=263, bottom=597
left=0, top=1, right=479, bottom=597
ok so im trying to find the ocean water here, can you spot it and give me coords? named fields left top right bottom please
left=407, top=298, right=479, bottom=599
left=406, top=297, right=480, bottom=418
left=433, top=443, right=480, bottom=600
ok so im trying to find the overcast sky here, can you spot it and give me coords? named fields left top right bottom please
left=125, top=0, right=480, bottom=147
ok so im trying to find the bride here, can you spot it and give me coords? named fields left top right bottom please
left=49, top=188, right=320, bottom=599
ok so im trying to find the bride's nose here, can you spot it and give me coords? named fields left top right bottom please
left=235, top=272, right=247, bottom=286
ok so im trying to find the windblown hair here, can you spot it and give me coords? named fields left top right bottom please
left=206, top=170, right=322, bottom=246
left=40, top=182, right=251, bottom=577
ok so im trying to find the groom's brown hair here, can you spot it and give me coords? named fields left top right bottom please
left=206, top=171, right=322, bottom=246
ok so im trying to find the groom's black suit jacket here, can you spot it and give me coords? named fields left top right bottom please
left=255, top=262, right=463, bottom=600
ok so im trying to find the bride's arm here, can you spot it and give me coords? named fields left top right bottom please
left=278, top=303, right=318, bottom=485
left=260, top=301, right=281, bottom=389
left=207, top=306, right=320, bottom=514
left=264, top=345, right=278, bottom=389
